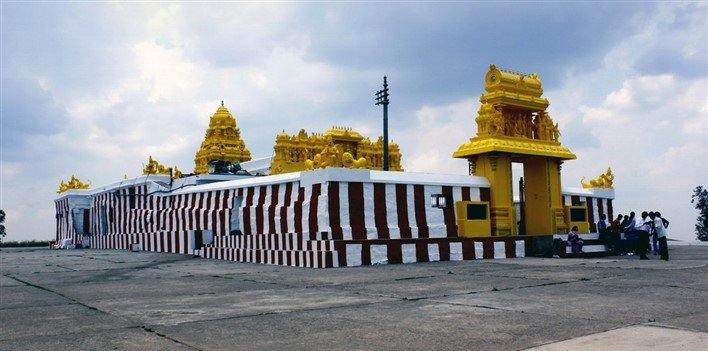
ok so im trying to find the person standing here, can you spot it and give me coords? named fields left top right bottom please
left=649, top=211, right=659, bottom=255
left=612, top=214, right=623, bottom=233
left=597, top=214, right=610, bottom=252
left=655, top=212, right=670, bottom=261
left=624, top=212, right=636, bottom=233
left=635, top=212, right=651, bottom=260
left=623, top=212, right=637, bottom=255
left=597, top=214, right=608, bottom=233
left=611, top=214, right=623, bottom=254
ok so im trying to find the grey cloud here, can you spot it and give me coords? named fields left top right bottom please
left=0, top=76, right=67, bottom=156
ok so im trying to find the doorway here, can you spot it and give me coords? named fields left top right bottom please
left=512, top=161, right=525, bottom=235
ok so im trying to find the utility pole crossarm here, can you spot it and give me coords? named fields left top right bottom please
left=374, top=76, right=390, bottom=171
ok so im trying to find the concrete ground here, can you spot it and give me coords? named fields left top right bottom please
left=1, top=245, right=706, bottom=351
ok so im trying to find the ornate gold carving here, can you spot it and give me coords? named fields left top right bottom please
left=468, top=157, right=477, bottom=175
left=455, top=64, right=576, bottom=161
left=57, top=175, right=90, bottom=194
left=581, top=167, right=614, bottom=188
left=302, top=141, right=369, bottom=171
left=454, top=135, right=576, bottom=160
left=194, top=102, right=252, bottom=174
left=271, top=127, right=403, bottom=174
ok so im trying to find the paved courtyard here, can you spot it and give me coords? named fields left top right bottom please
left=1, top=245, right=706, bottom=350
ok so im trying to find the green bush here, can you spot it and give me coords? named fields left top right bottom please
left=0, top=240, right=52, bottom=248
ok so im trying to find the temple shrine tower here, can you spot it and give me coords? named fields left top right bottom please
left=454, top=65, right=576, bottom=236
left=194, top=102, right=252, bottom=173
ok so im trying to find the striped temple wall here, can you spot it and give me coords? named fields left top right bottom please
left=55, top=172, right=614, bottom=268
left=563, top=194, right=614, bottom=233
left=55, top=197, right=77, bottom=244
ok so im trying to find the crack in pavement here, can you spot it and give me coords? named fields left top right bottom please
left=138, top=325, right=204, bottom=351
left=3, top=274, right=138, bottom=324
left=151, top=298, right=396, bottom=328
left=316, top=272, right=627, bottom=302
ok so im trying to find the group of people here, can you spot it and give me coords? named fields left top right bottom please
left=565, top=211, right=670, bottom=261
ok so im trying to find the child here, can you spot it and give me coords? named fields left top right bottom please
left=567, top=226, right=584, bottom=254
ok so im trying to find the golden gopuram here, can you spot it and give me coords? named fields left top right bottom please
left=194, top=102, right=252, bottom=174
left=454, top=64, right=576, bottom=236
left=269, top=126, right=403, bottom=175
left=57, top=175, right=90, bottom=194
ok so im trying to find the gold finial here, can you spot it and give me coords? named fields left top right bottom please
left=221, top=100, right=224, bottom=107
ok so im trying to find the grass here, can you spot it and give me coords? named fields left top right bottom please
left=0, top=240, right=52, bottom=248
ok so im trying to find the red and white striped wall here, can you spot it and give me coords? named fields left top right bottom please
left=54, top=168, right=617, bottom=267
left=562, top=187, right=615, bottom=233
left=91, top=231, right=194, bottom=254
left=336, top=237, right=527, bottom=267
left=234, top=180, right=485, bottom=239
left=201, top=236, right=527, bottom=268
left=55, top=197, right=76, bottom=244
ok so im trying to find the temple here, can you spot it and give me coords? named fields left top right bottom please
left=54, top=65, right=616, bottom=267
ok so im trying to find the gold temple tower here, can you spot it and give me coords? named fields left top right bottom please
left=270, top=126, right=403, bottom=175
left=194, top=102, right=252, bottom=174
left=454, top=64, right=576, bottom=236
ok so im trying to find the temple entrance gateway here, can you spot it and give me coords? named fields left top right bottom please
left=454, top=65, right=576, bottom=236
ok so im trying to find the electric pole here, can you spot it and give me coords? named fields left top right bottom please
left=375, top=76, right=390, bottom=171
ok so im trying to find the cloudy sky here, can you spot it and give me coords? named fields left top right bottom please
left=1, top=2, right=706, bottom=242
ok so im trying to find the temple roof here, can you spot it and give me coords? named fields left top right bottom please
left=482, top=64, right=549, bottom=111
left=453, top=135, right=576, bottom=160
left=193, top=102, right=252, bottom=173
left=324, top=126, right=364, bottom=142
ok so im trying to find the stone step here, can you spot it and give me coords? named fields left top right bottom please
left=211, top=234, right=335, bottom=251
left=200, top=246, right=338, bottom=268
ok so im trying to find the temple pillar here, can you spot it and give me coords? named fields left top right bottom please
left=473, top=154, right=516, bottom=236
left=549, top=160, right=568, bottom=234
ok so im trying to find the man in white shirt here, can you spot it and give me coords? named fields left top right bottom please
left=635, top=211, right=651, bottom=260
left=653, top=212, right=670, bottom=261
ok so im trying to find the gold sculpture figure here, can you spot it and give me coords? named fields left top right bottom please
left=302, top=141, right=369, bottom=171
left=488, top=108, right=504, bottom=135
left=582, top=167, right=614, bottom=188
left=142, top=156, right=183, bottom=178
left=143, top=155, right=170, bottom=175
left=57, top=175, right=90, bottom=193
left=270, top=126, right=402, bottom=174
